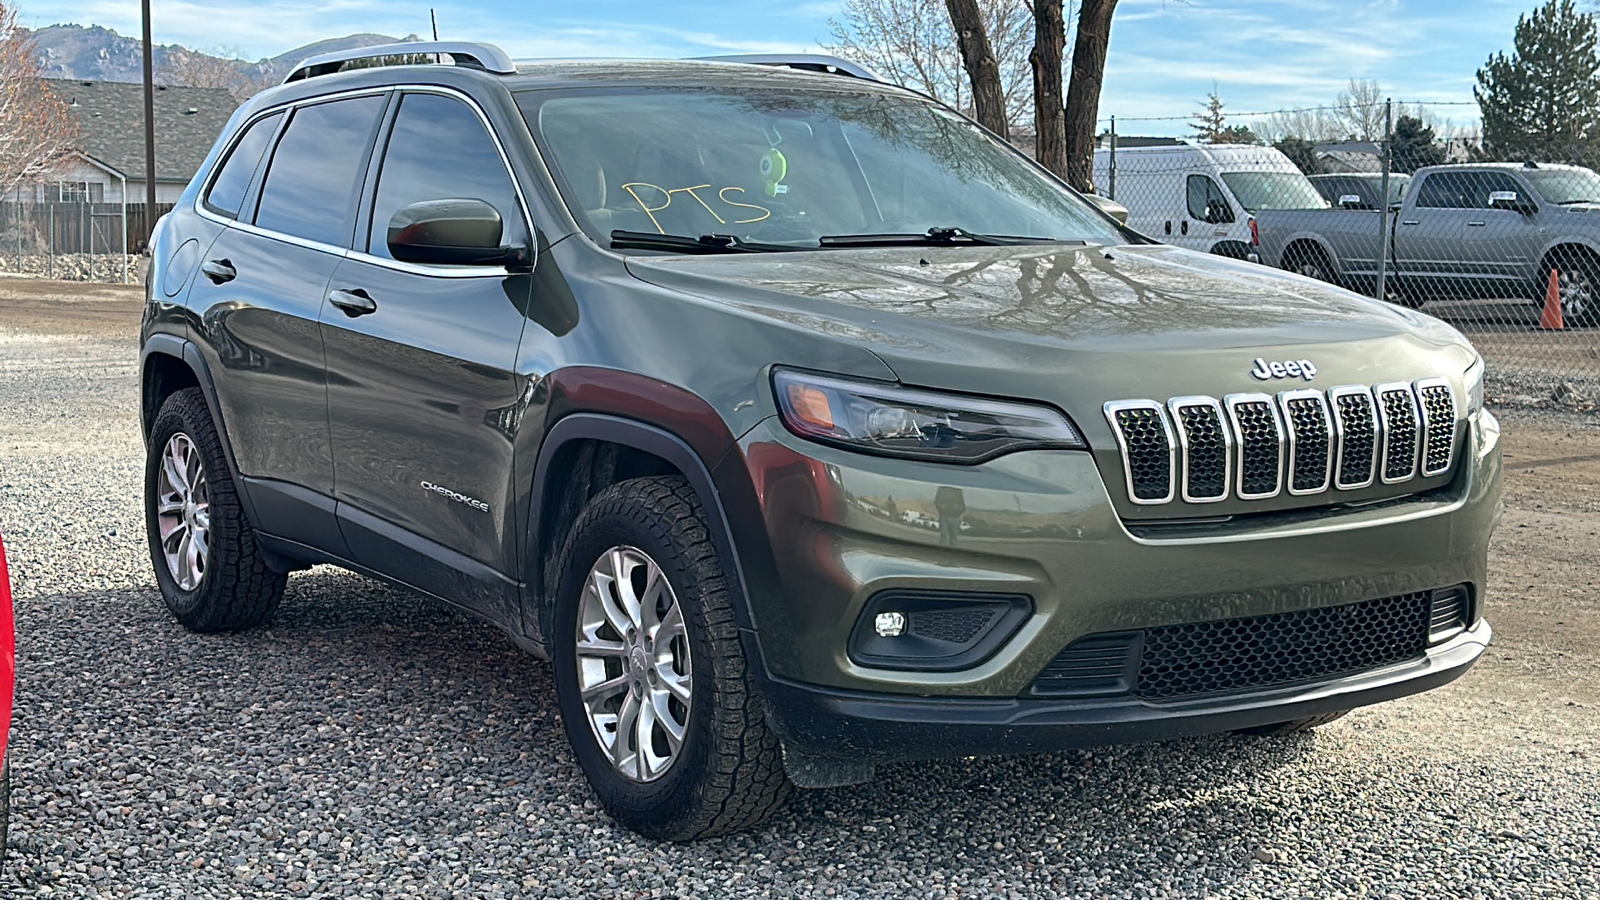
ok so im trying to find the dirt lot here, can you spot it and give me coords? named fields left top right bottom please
left=0, top=276, right=1596, bottom=898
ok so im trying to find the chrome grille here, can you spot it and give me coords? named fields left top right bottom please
left=1415, top=378, right=1458, bottom=478
left=1329, top=386, right=1378, bottom=490
left=1168, top=397, right=1230, bottom=502
left=1104, top=380, right=1459, bottom=506
left=1225, top=394, right=1284, bottom=500
left=1376, top=383, right=1421, bottom=484
left=1278, top=390, right=1333, bottom=495
left=1103, top=401, right=1174, bottom=504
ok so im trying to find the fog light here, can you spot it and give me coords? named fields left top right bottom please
left=849, top=590, right=1033, bottom=672
left=874, top=611, right=907, bottom=637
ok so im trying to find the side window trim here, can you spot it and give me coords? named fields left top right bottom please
left=200, top=111, right=286, bottom=220
left=348, top=85, right=538, bottom=278
left=195, top=86, right=392, bottom=256
left=251, top=91, right=393, bottom=250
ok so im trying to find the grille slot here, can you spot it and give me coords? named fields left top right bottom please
left=1415, top=379, right=1458, bottom=478
left=1278, top=390, right=1333, bottom=495
left=1104, top=401, right=1175, bottom=504
left=1224, top=394, right=1285, bottom=499
left=1028, top=633, right=1140, bottom=697
left=1376, top=383, right=1421, bottom=484
left=1136, top=591, right=1433, bottom=700
left=1329, top=386, right=1379, bottom=490
left=1427, top=585, right=1470, bottom=643
left=1169, top=397, right=1230, bottom=502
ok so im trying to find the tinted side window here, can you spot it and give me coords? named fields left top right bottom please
left=1415, top=172, right=1477, bottom=209
left=367, top=93, right=522, bottom=260
left=1476, top=172, right=1522, bottom=208
left=254, top=95, right=386, bottom=247
left=204, top=112, right=282, bottom=218
left=1186, top=175, right=1233, bottom=223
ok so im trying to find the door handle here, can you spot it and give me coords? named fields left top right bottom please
left=1467, top=221, right=1486, bottom=227
left=328, top=288, right=377, bottom=317
left=200, top=259, right=236, bottom=284
left=1181, top=221, right=1189, bottom=235
left=1401, top=220, right=1420, bottom=226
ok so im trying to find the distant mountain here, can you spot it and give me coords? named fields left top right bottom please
left=26, top=24, right=415, bottom=87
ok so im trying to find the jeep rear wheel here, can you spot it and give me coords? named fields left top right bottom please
left=552, top=476, right=791, bottom=840
left=145, top=388, right=285, bottom=632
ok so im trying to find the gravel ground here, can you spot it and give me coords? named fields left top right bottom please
left=0, top=280, right=1596, bottom=898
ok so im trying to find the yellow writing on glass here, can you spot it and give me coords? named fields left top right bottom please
left=621, top=181, right=772, bottom=234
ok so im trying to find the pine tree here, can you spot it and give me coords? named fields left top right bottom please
left=1389, top=116, right=1446, bottom=173
left=1191, top=90, right=1228, bottom=142
left=1475, top=0, right=1600, bottom=162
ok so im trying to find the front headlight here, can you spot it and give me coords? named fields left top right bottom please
left=772, top=369, right=1085, bottom=463
left=1464, top=355, right=1485, bottom=416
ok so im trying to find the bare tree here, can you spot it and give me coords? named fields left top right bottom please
left=1062, top=0, right=1119, bottom=190
left=0, top=2, right=77, bottom=199
left=1333, top=78, right=1386, bottom=141
left=945, top=0, right=1008, bottom=137
left=827, top=0, right=1036, bottom=130
left=160, top=46, right=274, bottom=101
left=1031, top=0, right=1067, bottom=175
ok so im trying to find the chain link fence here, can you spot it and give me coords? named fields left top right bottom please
left=1090, top=100, right=1600, bottom=414
left=0, top=198, right=172, bottom=284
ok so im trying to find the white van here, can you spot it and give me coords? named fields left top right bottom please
left=1092, top=142, right=1326, bottom=258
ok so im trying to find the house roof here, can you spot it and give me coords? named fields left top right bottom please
left=45, top=79, right=237, bottom=183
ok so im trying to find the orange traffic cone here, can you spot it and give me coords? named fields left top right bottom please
left=1539, top=268, right=1566, bottom=330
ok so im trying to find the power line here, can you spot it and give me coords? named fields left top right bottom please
left=1099, top=99, right=1478, bottom=125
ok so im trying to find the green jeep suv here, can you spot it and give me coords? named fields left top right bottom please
left=139, top=43, right=1501, bottom=840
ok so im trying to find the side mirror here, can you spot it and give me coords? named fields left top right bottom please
left=387, top=199, right=528, bottom=267
left=1338, top=194, right=1365, bottom=209
left=1083, top=193, right=1130, bottom=225
left=1488, top=190, right=1536, bottom=215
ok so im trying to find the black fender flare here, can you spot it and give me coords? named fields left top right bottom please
left=525, top=413, right=764, bottom=641
left=139, top=334, right=258, bottom=523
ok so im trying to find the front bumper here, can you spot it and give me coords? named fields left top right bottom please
left=762, top=619, right=1489, bottom=765
left=727, top=408, right=1501, bottom=700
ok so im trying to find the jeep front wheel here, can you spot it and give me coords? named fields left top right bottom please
left=551, top=476, right=791, bottom=840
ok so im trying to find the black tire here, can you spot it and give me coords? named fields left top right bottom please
left=1546, top=252, right=1600, bottom=327
left=144, top=388, right=285, bottom=632
left=551, top=476, right=791, bottom=840
left=1234, top=710, right=1349, bottom=736
left=1284, top=245, right=1336, bottom=285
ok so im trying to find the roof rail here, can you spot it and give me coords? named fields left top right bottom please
left=283, top=41, right=516, bottom=84
left=691, top=54, right=884, bottom=82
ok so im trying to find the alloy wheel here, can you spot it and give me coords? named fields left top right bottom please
left=155, top=432, right=211, bottom=591
left=574, top=546, right=693, bottom=782
left=1559, top=267, right=1594, bottom=323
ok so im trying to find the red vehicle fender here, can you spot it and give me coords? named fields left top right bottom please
left=0, top=531, right=14, bottom=765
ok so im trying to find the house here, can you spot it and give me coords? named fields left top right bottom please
left=30, top=79, right=238, bottom=205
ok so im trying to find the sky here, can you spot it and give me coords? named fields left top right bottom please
left=22, top=0, right=1539, bottom=137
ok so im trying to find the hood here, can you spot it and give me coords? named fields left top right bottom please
left=626, top=243, right=1476, bottom=406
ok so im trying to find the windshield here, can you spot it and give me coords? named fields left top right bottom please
left=519, top=87, right=1123, bottom=248
left=1219, top=171, right=1327, bottom=211
left=1523, top=168, right=1600, bottom=204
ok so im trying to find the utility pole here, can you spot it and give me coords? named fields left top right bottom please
left=141, top=0, right=157, bottom=247
left=1375, top=99, right=1392, bottom=304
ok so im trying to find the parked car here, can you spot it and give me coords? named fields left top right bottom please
left=1256, top=162, right=1600, bottom=324
left=1092, top=142, right=1326, bottom=257
left=1309, top=172, right=1411, bottom=210
left=141, top=42, right=1502, bottom=840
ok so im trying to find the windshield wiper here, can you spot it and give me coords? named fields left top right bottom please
left=818, top=226, right=1071, bottom=248
left=610, top=230, right=800, bottom=254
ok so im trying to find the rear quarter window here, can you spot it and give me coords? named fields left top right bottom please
left=204, top=112, right=283, bottom=219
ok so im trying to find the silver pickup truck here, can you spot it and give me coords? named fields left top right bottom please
left=1256, top=162, right=1600, bottom=325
